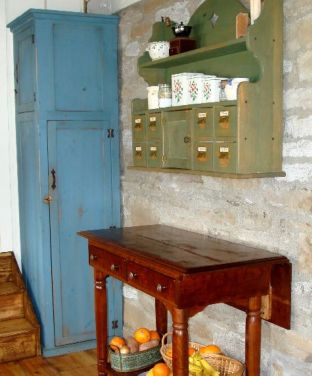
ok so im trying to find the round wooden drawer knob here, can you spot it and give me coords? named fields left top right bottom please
left=110, top=264, right=119, bottom=272
left=156, top=283, right=167, bottom=292
left=128, top=272, right=137, bottom=280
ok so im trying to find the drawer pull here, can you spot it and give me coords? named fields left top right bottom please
left=128, top=272, right=137, bottom=280
left=110, top=264, right=119, bottom=272
left=90, top=254, right=98, bottom=261
left=156, top=283, right=167, bottom=292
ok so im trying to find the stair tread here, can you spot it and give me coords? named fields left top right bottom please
left=0, top=318, right=35, bottom=337
left=0, top=281, right=22, bottom=296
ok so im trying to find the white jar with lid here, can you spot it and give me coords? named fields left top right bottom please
left=224, top=78, right=249, bottom=100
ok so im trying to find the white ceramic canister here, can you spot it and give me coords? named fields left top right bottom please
left=224, top=78, right=249, bottom=100
left=147, top=86, right=159, bottom=110
left=187, top=74, right=206, bottom=105
left=202, top=76, right=224, bottom=103
left=172, top=73, right=196, bottom=106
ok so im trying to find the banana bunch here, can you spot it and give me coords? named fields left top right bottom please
left=189, top=352, right=220, bottom=376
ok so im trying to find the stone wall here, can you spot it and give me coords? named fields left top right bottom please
left=118, top=0, right=312, bottom=374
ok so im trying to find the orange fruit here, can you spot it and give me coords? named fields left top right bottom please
left=110, top=336, right=126, bottom=351
left=133, top=328, right=151, bottom=344
left=199, top=344, right=222, bottom=355
left=165, top=347, right=195, bottom=357
left=149, top=330, right=160, bottom=341
left=153, top=363, right=170, bottom=376
left=165, top=348, right=172, bottom=358
left=188, top=347, right=196, bottom=356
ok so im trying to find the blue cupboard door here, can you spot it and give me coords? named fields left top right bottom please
left=47, top=120, right=121, bottom=346
left=14, top=27, right=36, bottom=114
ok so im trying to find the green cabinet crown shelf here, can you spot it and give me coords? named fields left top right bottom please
left=130, top=0, right=285, bottom=178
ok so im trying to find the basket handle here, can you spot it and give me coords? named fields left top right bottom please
left=161, top=332, right=172, bottom=347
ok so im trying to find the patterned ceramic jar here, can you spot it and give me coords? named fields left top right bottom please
left=146, top=41, right=170, bottom=60
left=187, top=74, right=206, bottom=104
left=172, top=73, right=200, bottom=106
left=202, top=76, right=225, bottom=103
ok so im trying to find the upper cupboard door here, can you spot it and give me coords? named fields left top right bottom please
left=52, top=23, right=113, bottom=112
left=14, top=28, right=36, bottom=113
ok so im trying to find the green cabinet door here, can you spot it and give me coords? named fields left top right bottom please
left=163, top=109, right=192, bottom=169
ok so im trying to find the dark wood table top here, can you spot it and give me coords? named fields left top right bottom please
left=79, top=224, right=288, bottom=274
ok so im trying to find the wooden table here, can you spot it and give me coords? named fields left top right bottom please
left=79, top=225, right=291, bottom=376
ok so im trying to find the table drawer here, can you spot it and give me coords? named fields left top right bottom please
left=126, top=262, right=175, bottom=300
left=89, top=246, right=125, bottom=278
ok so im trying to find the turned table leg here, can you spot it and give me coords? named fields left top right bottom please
left=172, top=308, right=189, bottom=376
left=155, top=299, right=168, bottom=338
left=246, top=296, right=262, bottom=376
left=94, top=270, right=108, bottom=376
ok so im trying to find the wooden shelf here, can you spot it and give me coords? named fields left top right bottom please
left=140, top=38, right=247, bottom=70
left=128, top=166, right=286, bottom=179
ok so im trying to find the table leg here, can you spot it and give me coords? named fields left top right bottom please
left=155, top=299, right=168, bottom=338
left=172, top=308, right=189, bottom=376
left=246, top=296, right=262, bottom=376
left=94, top=270, right=108, bottom=376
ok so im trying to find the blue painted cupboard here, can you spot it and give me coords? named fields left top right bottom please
left=8, top=9, right=122, bottom=356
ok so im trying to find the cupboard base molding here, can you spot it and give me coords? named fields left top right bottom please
left=128, top=166, right=286, bottom=179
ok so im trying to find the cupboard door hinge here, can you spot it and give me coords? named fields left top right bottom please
left=109, top=226, right=116, bottom=229
left=33, top=92, right=36, bottom=102
left=107, top=128, right=114, bottom=138
left=32, top=34, right=35, bottom=44
left=112, top=320, right=118, bottom=329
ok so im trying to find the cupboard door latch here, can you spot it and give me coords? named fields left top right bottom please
left=112, top=320, right=118, bottom=329
left=51, top=169, right=56, bottom=190
left=107, top=128, right=114, bottom=138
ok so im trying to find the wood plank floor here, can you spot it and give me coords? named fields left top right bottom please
left=0, top=349, right=97, bottom=376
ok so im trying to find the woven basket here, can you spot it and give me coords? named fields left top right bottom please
left=160, top=333, right=244, bottom=376
left=160, top=333, right=205, bottom=369
left=109, top=345, right=162, bottom=372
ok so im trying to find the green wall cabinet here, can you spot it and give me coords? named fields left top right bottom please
left=131, top=0, right=285, bottom=178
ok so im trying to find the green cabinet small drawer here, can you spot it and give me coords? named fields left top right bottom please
left=192, top=141, right=214, bottom=171
left=193, top=108, right=214, bottom=139
left=146, top=113, right=162, bottom=140
left=214, top=106, right=237, bottom=138
left=147, top=141, right=162, bottom=168
left=214, top=141, right=237, bottom=173
left=132, top=142, right=147, bottom=167
left=132, top=114, right=146, bottom=141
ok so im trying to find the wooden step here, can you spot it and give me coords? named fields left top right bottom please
left=0, top=318, right=40, bottom=363
left=0, top=253, right=13, bottom=283
left=0, top=281, right=24, bottom=321
left=0, top=252, right=41, bottom=363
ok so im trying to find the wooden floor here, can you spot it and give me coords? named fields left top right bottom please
left=0, top=349, right=97, bottom=376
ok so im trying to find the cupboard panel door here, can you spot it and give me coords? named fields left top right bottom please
left=47, top=120, right=117, bottom=346
left=52, top=23, right=105, bottom=112
left=163, top=110, right=192, bottom=169
left=15, top=28, right=36, bottom=113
